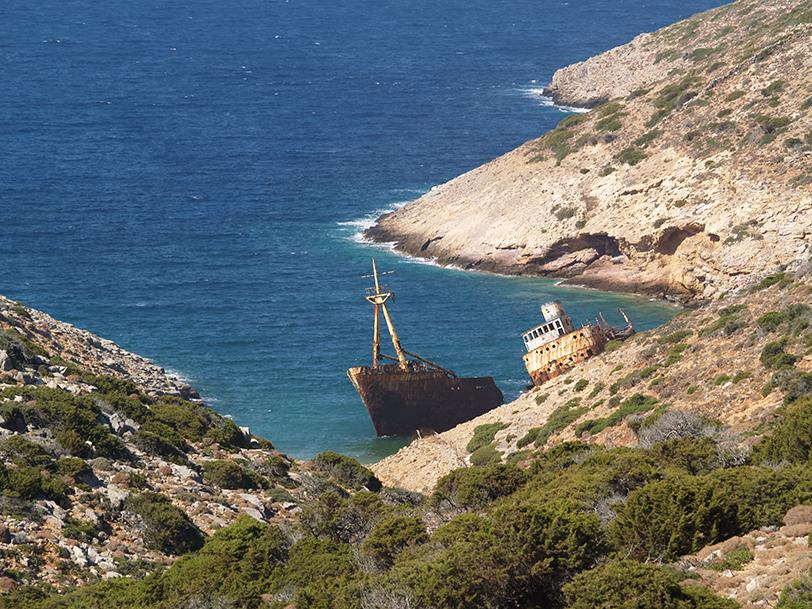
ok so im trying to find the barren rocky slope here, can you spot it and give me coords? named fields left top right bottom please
left=367, top=0, right=812, bottom=303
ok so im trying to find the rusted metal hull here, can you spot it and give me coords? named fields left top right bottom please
left=347, top=365, right=503, bottom=437
left=523, top=325, right=608, bottom=386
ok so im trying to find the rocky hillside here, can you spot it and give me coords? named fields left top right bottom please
left=373, top=266, right=812, bottom=490
left=366, top=0, right=812, bottom=303
left=0, top=295, right=380, bottom=591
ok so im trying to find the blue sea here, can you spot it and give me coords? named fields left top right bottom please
left=0, top=0, right=723, bottom=461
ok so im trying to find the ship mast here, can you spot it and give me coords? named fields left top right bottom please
left=365, top=259, right=409, bottom=371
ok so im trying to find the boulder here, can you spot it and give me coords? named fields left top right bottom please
left=0, top=351, right=13, bottom=372
left=0, top=576, right=17, bottom=592
left=784, top=505, right=812, bottom=527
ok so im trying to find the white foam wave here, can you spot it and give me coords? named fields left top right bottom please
left=336, top=200, right=412, bottom=243
left=520, top=87, right=590, bottom=113
left=163, top=367, right=192, bottom=384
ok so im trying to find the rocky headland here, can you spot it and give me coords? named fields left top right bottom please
left=366, top=0, right=812, bottom=303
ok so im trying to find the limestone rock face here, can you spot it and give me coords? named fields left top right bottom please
left=366, top=0, right=812, bottom=303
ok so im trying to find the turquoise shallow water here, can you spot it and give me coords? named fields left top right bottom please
left=0, top=0, right=721, bottom=460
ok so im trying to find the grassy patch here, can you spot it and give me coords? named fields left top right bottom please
left=707, top=546, right=754, bottom=572
left=533, top=398, right=588, bottom=447
left=616, top=147, right=647, bottom=166
left=467, top=422, right=510, bottom=453
left=575, top=394, right=659, bottom=437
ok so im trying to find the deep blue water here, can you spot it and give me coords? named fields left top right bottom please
left=0, top=0, right=723, bottom=460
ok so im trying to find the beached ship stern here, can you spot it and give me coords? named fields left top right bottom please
left=347, top=260, right=503, bottom=437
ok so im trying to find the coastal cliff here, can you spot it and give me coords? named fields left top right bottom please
left=366, top=0, right=812, bottom=303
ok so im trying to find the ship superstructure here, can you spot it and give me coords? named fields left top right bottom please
left=521, top=301, right=634, bottom=386
left=347, top=260, right=503, bottom=437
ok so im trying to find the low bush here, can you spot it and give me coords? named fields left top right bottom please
left=777, top=573, right=812, bottom=608
left=62, top=517, right=99, bottom=543
left=0, top=463, right=68, bottom=503
left=432, top=463, right=527, bottom=509
left=469, top=443, right=502, bottom=466
left=361, top=515, right=428, bottom=567
left=203, top=460, right=264, bottom=490
left=564, top=560, right=737, bottom=609
left=312, top=451, right=381, bottom=491
left=758, top=311, right=789, bottom=332
left=124, top=492, right=204, bottom=555
left=707, top=546, right=754, bottom=571
left=466, top=422, right=509, bottom=453
left=610, top=466, right=811, bottom=560
left=752, top=396, right=812, bottom=463
left=617, top=146, right=647, bottom=165
left=760, top=339, right=798, bottom=370
left=576, top=394, right=658, bottom=437
left=658, top=329, right=693, bottom=344
left=534, top=399, right=588, bottom=447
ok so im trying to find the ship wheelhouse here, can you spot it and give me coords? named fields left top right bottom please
left=521, top=301, right=576, bottom=353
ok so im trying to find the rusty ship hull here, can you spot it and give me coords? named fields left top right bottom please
left=347, top=364, right=503, bottom=437
left=523, top=325, right=608, bottom=386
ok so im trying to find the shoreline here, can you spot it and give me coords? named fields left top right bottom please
left=362, top=223, right=696, bottom=306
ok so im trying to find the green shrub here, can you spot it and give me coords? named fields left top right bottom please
left=573, top=379, right=589, bottom=392
left=0, top=436, right=53, bottom=467
left=604, top=339, right=623, bottom=352
left=282, top=536, right=358, bottom=608
left=312, top=451, right=381, bottom=491
left=634, top=129, right=661, bottom=147
left=732, top=371, right=752, bottom=384
left=707, top=545, right=754, bottom=571
left=617, top=146, right=647, bottom=165
left=564, top=560, right=737, bottom=609
left=391, top=500, right=607, bottom=609
left=758, top=311, right=789, bottom=332
left=517, top=427, right=541, bottom=448
left=432, top=463, right=527, bottom=509
left=132, top=429, right=189, bottom=465
left=587, top=382, right=605, bottom=399
left=361, top=516, right=428, bottom=567
left=466, top=422, right=509, bottom=453
left=1, top=387, right=129, bottom=460
left=610, top=466, right=810, bottom=560
left=576, top=394, right=658, bottom=437
left=760, top=339, right=798, bottom=370
left=62, top=517, right=99, bottom=543
left=299, top=491, right=387, bottom=543
left=777, top=573, right=812, bottom=608
left=713, top=374, right=732, bottom=386
left=534, top=399, right=588, bottom=447
left=469, top=443, right=502, bottom=466
left=753, top=272, right=789, bottom=291
left=202, top=460, right=264, bottom=490
left=599, top=165, right=616, bottom=177
left=658, top=329, right=693, bottom=344
left=0, top=462, right=67, bottom=503
left=753, top=396, right=812, bottom=463
left=124, top=492, right=204, bottom=555
left=157, top=516, right=287, bottom=608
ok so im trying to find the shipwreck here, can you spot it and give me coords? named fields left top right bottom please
left=521, top=301, right=635, bottom=386
left=347, top=260, right=503, bottom=437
